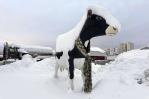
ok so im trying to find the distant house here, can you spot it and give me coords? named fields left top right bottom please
left=90, top=47, right=107, bottom=61
left=141, top=47, right=149, bottom=50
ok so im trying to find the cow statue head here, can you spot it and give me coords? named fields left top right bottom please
left=79, top=6, right=121, bottom=41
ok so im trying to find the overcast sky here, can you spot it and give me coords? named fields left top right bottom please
left=0, top=0, right=149, bottom=49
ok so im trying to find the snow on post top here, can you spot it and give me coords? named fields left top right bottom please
left=56, top=5, right=121, bottom=52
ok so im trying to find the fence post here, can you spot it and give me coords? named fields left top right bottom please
left=83, top=56, right=92, bottom=93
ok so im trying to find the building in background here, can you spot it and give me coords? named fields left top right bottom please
left=119, top=42, right=134, bottom=53
left=119, top=43, right=127, bottom=53
left=114, top=48, right=119, bottom=55
left=106, top=42, right=134, bottom=56
left=126, top=42, right=134, bottom=51
left=109, top=48, right=115, bottom=56
left=106, top=48, right=110, bottom=56
left=105, top=48, right=115, bottom=56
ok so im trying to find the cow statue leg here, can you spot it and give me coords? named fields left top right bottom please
left=54, top=61, right=59, bottom=78
left=68, top=57, right=74, bottom=90
left=81, top=68, right=85, bottom=90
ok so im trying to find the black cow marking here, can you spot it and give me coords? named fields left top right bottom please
left=79, top=14, right=109, bottom=42
left=68, top=57, right=74, bottom=79
left=56, top=52, right=63, bottom=59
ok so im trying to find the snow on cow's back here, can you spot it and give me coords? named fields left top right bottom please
left=56, top=12, right=87, bottom=52
left=56, top=29, right=77, bottom=52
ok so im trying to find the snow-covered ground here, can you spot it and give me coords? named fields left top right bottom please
left=0, top=49, right=149, bottom=99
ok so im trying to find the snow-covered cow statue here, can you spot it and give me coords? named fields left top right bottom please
left=55, top=5, right=121, bottom=92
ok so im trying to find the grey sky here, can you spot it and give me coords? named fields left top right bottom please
left=0, top=0, right=149, bottom=49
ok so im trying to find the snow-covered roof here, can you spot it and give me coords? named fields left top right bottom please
left=11, top=43, right=52, bottom=50
left=91, top=47, right=105, bottom=53
left=18, top=48, right=28, bottom=54
left=56, top=5, right=121, bottom=52
left=11, top=43, right=53, bottom=54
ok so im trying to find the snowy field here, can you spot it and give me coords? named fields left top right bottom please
left=0, top=49, right=149, bottom=99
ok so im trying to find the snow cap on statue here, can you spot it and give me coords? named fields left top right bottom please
left=87, top=5, right=121, bottom=32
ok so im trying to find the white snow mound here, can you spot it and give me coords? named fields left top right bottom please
left=0, top=49, right=149, bottom=99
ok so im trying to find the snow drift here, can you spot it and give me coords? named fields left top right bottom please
left=0, top=49, right=149, bottom=99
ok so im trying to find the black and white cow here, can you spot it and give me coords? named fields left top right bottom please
left=55, top=5, right=121, bottom=90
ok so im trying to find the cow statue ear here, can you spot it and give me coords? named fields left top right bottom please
left=87, top=9, right=92, bottom=18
